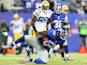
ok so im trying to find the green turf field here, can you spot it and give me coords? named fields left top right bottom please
left=0, top=53, right=87, bottom=65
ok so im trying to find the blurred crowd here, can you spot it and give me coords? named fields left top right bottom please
left=0, top=0, right=87, bottom=13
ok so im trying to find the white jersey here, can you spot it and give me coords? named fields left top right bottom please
left=33, top=8, right=53, bottom=32
left=10, top=18, right=24, bottom=34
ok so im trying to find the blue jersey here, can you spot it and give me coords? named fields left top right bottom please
left=51, top=12, right=67, bottom=29
left=47, top=12, right=67, bottom=45
left=47, top=28, right=66, bottom=44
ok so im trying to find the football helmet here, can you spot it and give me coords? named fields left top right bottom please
left=55, top=3, right=62, bottom=14
left=62, top=5, right=69, bottom=13
left=13, top=13, right=19, bottom=19
left=41, top=0, right=50, bottom=10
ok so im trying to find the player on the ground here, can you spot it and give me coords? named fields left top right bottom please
left=2, top=0, right=54, bottom=64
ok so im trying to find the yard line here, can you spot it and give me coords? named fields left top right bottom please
left=0, top=58, right=24, bottom=60
left=0, top=63, right=24, bottom=65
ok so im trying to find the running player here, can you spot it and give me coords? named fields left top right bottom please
left=47, top=3, right=67, bottom=61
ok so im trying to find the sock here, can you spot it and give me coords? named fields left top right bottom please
left=26, top=46, right=30, bottom=57
left=49, top=48, right=53, bottom=54
left=53, top=45, right=60, bottom=51
left=66, top=54, right=69, bottom=58
left=64, top=46, right=69, bottom=54
left=61, top=52, right=64, bottom=58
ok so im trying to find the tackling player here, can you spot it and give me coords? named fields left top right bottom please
left=31, top=0, right=54, bottom=45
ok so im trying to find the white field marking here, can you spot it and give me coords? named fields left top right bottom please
left=0, top=64, right=25, bottom=65
left=0, top=58, right=25, bottom=60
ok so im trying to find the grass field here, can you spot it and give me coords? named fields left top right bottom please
left=0, top=53, right=87, bottom=65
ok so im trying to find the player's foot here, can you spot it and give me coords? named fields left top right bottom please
left=2, top=44, right=13, bottom=49
left=62, top=57, right=67, bottom=62
left=66, top=57, right=73, bottom=61
left=22, top=57, right=30, bottom=64
left=1, top=45, right=6, bottom=49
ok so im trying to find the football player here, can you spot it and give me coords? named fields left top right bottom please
left=48, top=4, right=73, bottom=61
left=61, top=5, right=73, bottom=61
left=47, top=3, right=67, bottom=61
left=31, top=0, right=54, bottom=45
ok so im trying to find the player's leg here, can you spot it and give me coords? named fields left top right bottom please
left=2, top=35, right=25, bottom=49
left=22, top=58, right=47, bottom=64
left=64, top=40, right=73, bottom=61
left=59, top=43, right=66, bottom=61
left=37, top=49, right=48, bottom=63
left=22, top=49, right=48, bottom=64
left=20, top=42, right=30, bottom=57
left=21, top=35, right=48, bottom=64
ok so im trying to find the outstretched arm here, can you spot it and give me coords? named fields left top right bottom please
left=31, top=15, right=37, bottom=32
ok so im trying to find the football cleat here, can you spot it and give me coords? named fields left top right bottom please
left=66, top=57, right=73, bottom=61
left=62, top=57, right=67, bottom=62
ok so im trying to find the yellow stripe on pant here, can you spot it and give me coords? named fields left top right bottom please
left=13, top=33, right=23, bottom=41
left=32, top=30, right=37, bottom=37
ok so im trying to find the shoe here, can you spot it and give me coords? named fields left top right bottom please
left=62, top=57, right=67, bottom=62
left=66, top=57, right=73, bottom=61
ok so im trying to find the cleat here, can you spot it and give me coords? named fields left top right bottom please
left=66, top=57, right=73, bottom=61
left=62, top=57, right=67, bottom=62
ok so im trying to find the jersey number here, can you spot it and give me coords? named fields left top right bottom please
left=37, top=17, right=48, bottom=22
